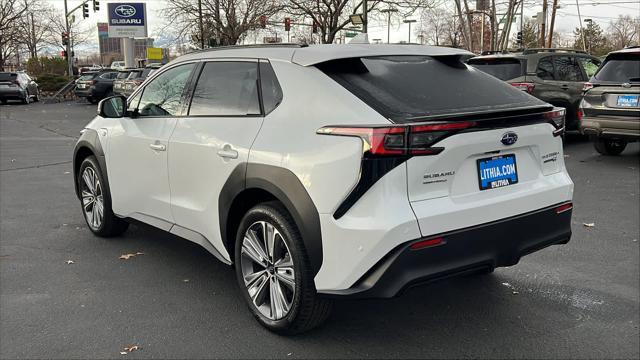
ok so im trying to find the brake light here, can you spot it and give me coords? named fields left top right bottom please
left=511, top=82, right=535, bottom=94
left=544, top=108, right=566, bottom=137
left=582, top=82, right=594, bottom=92
left=410, top=237, right=445, bottom=250
left=317, top=121, right=476, bottom=157
left=577, top=108, right=583, bottom=122
left=556, top=202, right=573, bottom=214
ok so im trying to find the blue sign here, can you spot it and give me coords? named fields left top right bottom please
left=107, top=2, right=147, bottom=38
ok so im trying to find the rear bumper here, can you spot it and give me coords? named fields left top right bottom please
left=75, top=87, right=99, bottom=98
left=580, top=115, right=640, bottom=140
left=0, top=88, right=26, bottom=99
left=322, top=203, right=572, bottom=299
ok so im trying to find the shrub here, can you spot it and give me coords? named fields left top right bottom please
left=36, top=73, right=72, bottom=92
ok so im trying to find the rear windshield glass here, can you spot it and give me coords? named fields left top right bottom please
left=116, top=71, right=130, bottom=79
left=0, top=73, right=17, bottom=81
left=127, top=71, right=142, bottom=79
left=318, top=56, right=543, bottom=122
left=593, top=55, right=640, bottom=83
left=141, top=68, right=156, bottom=78
left=78, top=74, right=96, bottom=81
left=467, top=58, right=524, bottom=80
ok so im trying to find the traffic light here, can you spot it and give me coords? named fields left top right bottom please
left=312, top=20, right=319, bottom=34
left=516, top=31, right=523, bottom=46
left=259, top=15, right=267, bottom=28
left=62, top=31, right=69, bottom=46
left=284, top=17, right=291, bottom=32
left=93, top=0, right=99, bottom=12
left=82, top=2, right=89, bottom=18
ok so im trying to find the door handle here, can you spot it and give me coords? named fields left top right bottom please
left=217, top=144, right=238, bottom=159
left=149, top=143, right=166, bottom=152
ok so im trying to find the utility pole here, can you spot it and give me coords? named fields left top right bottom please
left=403, top=19, right=416, bottom=43
left=381, top=8, right=398, bottom=44
left=576, top=0, right=587, bottom=51
left=198, top=0, right=205, bottom=49
left=540, top=0, right=548, bottom=47
left=584, top=19, right=593, bottom=53
left=63, top=0, right=72, bottom=76
left=547, top=0, right=558, bottom=48
left=362, top=0, right=368, bottom=34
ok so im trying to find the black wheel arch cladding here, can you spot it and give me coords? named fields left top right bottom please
left=220, top=163, right=323, bottom=276
left=73, top=129, right=109, bottom=199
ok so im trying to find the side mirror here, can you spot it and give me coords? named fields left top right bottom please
left=98, top=95, right=127, bottom=118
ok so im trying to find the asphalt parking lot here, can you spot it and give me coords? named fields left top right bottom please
left=1, top=100, right=638, bottom=359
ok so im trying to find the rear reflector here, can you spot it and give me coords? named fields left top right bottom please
left=410, top=237, right=445, bottom=250
left=556, top=202, right=573, bottom=214
left=544, top=108, right=566, bottom=137
left=582, top=82, right=594, bottom=92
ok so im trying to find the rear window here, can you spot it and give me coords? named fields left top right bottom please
left=0, top=73, right=18, bottom=81
left=593, top=54, right=640, bottom=83
left=467, top=58, right=524, bottom=80
left=78, top=74, right=96, bottom=81
left=318, top=56, right=543, bottom=122
left=116, top=71, right=130, bottom=79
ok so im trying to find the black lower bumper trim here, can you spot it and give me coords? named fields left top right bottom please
left=322, top=203, right=572, bottom=299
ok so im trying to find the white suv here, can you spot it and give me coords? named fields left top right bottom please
left=73, top=44, right=574, bottom=334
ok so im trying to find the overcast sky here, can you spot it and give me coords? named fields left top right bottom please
left=47, top=0, right=639, bottom=45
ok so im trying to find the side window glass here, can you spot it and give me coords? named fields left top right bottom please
left=579, top=58, right=601, bottom=79
left=137, top=63, right=195, bottom=117
left=188, top=61, right=260, bottom=116
left=260, top=62, right=283, bottom=115
left=536, top=57, right=555, bottom=80
left=554, top=56, right=582, bottom=81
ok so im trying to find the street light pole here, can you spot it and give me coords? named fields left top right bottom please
left=381, top=8, right=398, bottom=44
left=362, top=0, right=368, bottom=34
left=403, top=19, right=416, bottom=43
left=576, top=0, right=587, bottom=51
left=584, top=18, right=593, bottom=53
left=198, top=0, right=205, bottom=49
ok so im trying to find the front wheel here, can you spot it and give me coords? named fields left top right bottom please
left=78, top=156, right=129, bottom=237
left=594, top=138, right=627, bottom=156
left=234, top=202, right=332, bottom=334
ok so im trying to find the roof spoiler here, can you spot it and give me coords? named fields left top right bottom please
left=431, top=54, right=470, bottom=69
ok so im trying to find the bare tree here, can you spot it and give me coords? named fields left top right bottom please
left=607, top=15, right=639, bottom=49
left=43, top=8, right=96, bottom=52
left=161, top=0, right=284, bottom=47
left=286, top=0, right=436, bottom=44
left=417, top=5, right=448, bottom=45
left=17, top=0, right=53, bottom=59
left=0, top=0, right=30, bottom=70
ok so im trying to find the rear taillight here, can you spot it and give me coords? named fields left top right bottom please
left=317, top=121, right=476, bottom=157
left=543, top=108, right=566, bottom=137
left=577, top=108, right=583, bottom=122
left=511, top=82, right=535, bottom=94
left=582, top=82, right=594, bottom=92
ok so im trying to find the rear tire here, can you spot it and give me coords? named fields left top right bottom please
left=77, top=156, right=129, bottom=237
left=234, top=201, right=332, bottom=334
left=594, top=138, right=627, bottom=156
left=22, top=91, right=30, bottom=104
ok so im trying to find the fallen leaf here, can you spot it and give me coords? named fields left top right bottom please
left=583, top=223, right=595, bottom=228
left=182, top=279, right=190, bottom=283
left=10, top=159, right=15, bottom=162
left=123, top=345, right=141, bottom=352
left=64, top=171, right=70, bottom=174
left=119, top=252, right=144, bottom=260
left=65, top=260, right=75, bottom=264
left=120, top=352, right=127, bottom=355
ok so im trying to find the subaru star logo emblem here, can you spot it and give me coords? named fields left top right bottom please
left=115, top=5, right=136, bottom=17
left=501, top=132, right=518, bottom=146
left=622, top=83, right=631, bottom=88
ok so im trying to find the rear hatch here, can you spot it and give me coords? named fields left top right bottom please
left=583, top=52, right=640, bottom=118
left=113, top=71, right=130, bottom=91
left=75, top=73, right=98, bottom=90
left=317, top=55, right=565, bottom=234
left=0, top=73, right=19, bottom=89
left=124, top=70, right=143, bottom=93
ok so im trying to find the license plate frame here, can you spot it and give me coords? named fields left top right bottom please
left=477, top=154, right=519, bottom=191
left=617, top=94, right=639, bottom=107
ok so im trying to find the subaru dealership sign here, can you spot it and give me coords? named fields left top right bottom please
left=107, top=2, right=147, bottom=38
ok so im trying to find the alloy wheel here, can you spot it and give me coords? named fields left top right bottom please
left=80, top=167, right=104, bottom=230
left=240, top=221, right=296, bottom=320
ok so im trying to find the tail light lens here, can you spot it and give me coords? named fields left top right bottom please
left=543, top=108, right=566, bottom=137
left=511, top=82, right=535, bottom=94
left=317, top=121, right=476, bottom=157
left=582, top=82, right=594, bottom=92
left=556, top=202, right=573, bottom=214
